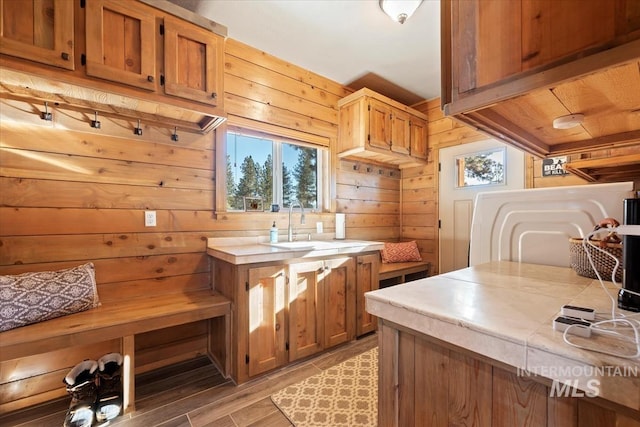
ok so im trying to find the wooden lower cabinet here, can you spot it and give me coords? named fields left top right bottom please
left=246, top=265, right=287, bottom=377
left=378, top=321, right=640, bottom=427
left=356, top=253, right=380, bottom=336
left=214, top=254, right=372, bottom=383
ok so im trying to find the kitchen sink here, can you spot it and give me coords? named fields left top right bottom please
left=265, top=240, right=335, bottom=250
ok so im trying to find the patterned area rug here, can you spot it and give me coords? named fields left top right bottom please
left=271, top=347, right=377, bottom=426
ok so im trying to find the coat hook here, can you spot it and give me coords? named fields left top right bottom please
left=134, top=119, right=143, bottom=136
left=40, top=102, right=52, bottom=121
left=171, top=127, right=179, bottom=142
left=91, top=111, right=101, bottom=129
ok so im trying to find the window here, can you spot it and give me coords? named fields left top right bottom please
left=455, top=147, right=505, bottom=188
left=226, top=131, right=326, bottom=211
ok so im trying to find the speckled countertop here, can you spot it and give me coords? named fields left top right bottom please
left=366, top=261, right=640, bottom=411
left=207, top=236, right=384, bottom=264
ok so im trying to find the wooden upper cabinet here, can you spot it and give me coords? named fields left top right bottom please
left=447, top=0, right=636, bottom=102
left=390, top=109, right=411, bottom=156
left=163, top=15, right=223, bottom=107
left=368, top=98, right=392, bottom=150
left=85, top=0, right=156, bottom=91
left=338, top=88, right=428, bottom=169
left=0, top=0, right=74, bottom=70
left=409, top=115, right=428, bottom=160
left=442, top=0, right=640, bottom=160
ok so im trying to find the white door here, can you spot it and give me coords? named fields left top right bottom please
left=439, top=140, right=525, bottom=273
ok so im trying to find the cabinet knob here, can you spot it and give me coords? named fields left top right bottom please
left=275, top=323, right=281, bottom=331
left=147, top=75, right=154, bottom=83
left=61, top=52, right=70, bottom=61
left=211, top=92, right=217, bottom=99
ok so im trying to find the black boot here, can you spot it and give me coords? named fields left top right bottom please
left=63, top=360, right=98, bottom=427
left=95, top=353, right=123, bottom=423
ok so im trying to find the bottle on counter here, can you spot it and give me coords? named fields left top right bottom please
left=270, top=221, right=278, bottom=243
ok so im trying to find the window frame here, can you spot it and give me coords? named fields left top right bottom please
left=215, top=119, right=331, bottom=214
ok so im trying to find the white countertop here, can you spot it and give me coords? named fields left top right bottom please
left=207, top=236, right=384, bottom=264
left=366, top=261, right=640, bottom=411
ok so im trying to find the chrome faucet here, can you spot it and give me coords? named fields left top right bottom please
left=288, top=200, right=306, bottom=242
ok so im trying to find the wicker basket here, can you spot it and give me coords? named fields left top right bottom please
left=569, top=237, right=623, bottom=282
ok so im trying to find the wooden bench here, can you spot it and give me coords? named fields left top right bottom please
left=379, top=261, right=431, bottom=286
left=0, top=289, right=231, bottom=414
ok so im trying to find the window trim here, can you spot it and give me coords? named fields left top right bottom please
left=215, top=118, right=331, bottom=215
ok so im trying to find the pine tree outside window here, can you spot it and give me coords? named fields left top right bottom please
left=226, top=131, right=325, bottom=211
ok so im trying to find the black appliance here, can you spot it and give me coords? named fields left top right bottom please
left=618, top=198, right=640, bottom=312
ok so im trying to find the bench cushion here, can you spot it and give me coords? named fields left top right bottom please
left=0, top=263, right=100, bottom=332
left=381, top=241, right=422, bottom=263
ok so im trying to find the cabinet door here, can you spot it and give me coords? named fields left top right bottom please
left=163, top=15, right=223, bottom=106
left=356, top=254, right=380, bottom=337
left=85, top=0, right=156, bottom=90
left=0, top=0, right=74, bottom=70
left=322, top=257, right=356, bottom=348
left=247, top=265, right=287, bottom=377
left=409, top=116, right=428, bottom=160
left=288, top=261, right=324, bottom=362
left=390, top=109, right=411, bottom=155
left=367, top=98, right=392, bottom=150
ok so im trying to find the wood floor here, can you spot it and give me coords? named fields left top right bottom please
left=2, top=334, right=378, bottom=427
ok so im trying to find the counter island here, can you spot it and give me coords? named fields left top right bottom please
left=366, top=261, right=640, bottom=426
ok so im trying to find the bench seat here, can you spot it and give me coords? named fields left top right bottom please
left=379, top=261, right=431, bottom=283
left=0, top=290, right=231, bottom=413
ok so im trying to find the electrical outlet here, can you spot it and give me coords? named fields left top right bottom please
left=316, top=222, right=323, bottom=233
left=144, top=210, right=157, bottom=227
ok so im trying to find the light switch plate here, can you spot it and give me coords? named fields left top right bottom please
left=145, top=210, right=157, bottom=227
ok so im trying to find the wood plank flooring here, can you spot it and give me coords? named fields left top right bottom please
left=2, top=334, right=378, bottom=427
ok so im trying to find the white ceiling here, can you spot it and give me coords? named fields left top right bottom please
left=169, top=0, right=442, bottom=102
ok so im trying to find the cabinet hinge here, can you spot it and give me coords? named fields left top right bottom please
left=368, top=104, right=371, bottom=111
left=245, top=281, right=249, bottom=291
left=80, top=0, right=85, bottom=8
left=245, top=354, right=249, bottom=364
left=81, top=54, right=86, bottom=66
left=159, top=24, right=165, bottom=36
left=285, top=342, right=289, bottom=351
left=367, top=134, right=370, bottom=142
left=438, top=219, right=441, bottom=229
left=160, top=75, right=165, bottom=86
left=438, top=162, right=441, bottom=172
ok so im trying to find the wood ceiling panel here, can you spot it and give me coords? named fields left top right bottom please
left=551, top=61, right=640, bottom=139
left=488, top=88, right=591, bottom=145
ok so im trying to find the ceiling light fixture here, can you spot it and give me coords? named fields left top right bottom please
left=379, top=0, right=423, bottom=24
left=552, top=114, right=585, bottom=130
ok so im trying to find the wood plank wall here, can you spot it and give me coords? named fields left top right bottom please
left=0, top=38, right=401, bottom=411
left=401, top=99, right=488, bottom=274
left=399, top=99, right=639, bottom=274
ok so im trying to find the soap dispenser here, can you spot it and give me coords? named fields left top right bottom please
left=270, top=221, right=278, bottom=243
